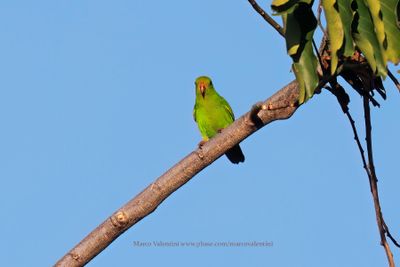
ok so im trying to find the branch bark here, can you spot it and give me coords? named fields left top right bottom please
left=363, top=95, right=396, bottom=267
left=55, top=80, right=300, bottom=266
left=248, top=0, right=285, bottom=37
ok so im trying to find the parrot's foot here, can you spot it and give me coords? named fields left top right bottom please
left=198, top=140, right=207, bottom=148
left=197, top=140, right=207, bottom=160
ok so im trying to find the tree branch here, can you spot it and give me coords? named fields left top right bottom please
left=248, top=0, right=284, bottom=37
left=387, top=69, right=400, bottom=92
left=362, top=95, right=396, bottom=267
left=326, top=79, right=398, bottom=266
left=55, top=80, right=300, bottom=266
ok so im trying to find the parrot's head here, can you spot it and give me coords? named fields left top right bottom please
left=195, top=76, right=213, bottom=98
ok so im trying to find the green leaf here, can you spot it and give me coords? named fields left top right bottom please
left=397, top=0, right=400, bottom=28
left=380, top=0, right=400, bottom=64
left=337, top=0, right=355, bottom=57
left=323, top=0, right=345, bottom=74
left=293, top=41, right=319, bottom=103
left=271, top=0, right=314, bottom=14
left=352, top=0, right=387, bottom=76
left=284, top=12, right=302, bottom=56
left=364, top=0, right=387, bottom=62
left=283, top=3, right=319, bottom=103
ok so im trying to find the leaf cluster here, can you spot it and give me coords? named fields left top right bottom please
left=272, top=0, right=400, bottom=103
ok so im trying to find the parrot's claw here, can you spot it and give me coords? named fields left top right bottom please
left=198, top=140, right=207, bottom=148
left=197, top=140, right=207, bottom=159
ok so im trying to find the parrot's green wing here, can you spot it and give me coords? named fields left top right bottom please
left=220, top=96, right=235, bottom=122
left=193, top=103, right=197, bottom=122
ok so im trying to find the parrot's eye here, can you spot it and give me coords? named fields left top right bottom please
left=209, top=81, right=212, bottom=86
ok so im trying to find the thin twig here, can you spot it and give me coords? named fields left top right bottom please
left=327, top=81, right=398, bottom=266
left=324, top=83, right=369, bottom=174
left=312, top=39, right=324, bottom=71
left=316, top=0, right=326, bottom=33
left=387, top=69, right=400, bottom=92
left=384, top=221, right=400, bottom=248
left=248, top=0, right=284, bottom=37
left=343, top=110, right=369, bottom=173
left=363, top=94, right=395, bottom=267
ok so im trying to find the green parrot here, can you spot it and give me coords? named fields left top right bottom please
left=193, top=76, right=245, bottom=164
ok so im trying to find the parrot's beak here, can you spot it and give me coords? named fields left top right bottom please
left=199, top=83, right=206, bottom=98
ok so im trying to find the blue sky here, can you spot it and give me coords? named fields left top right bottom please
left=0, top=1, right=399, bottom=266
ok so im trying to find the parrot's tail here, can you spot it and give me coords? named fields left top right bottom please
left=225, top=144, right=245, bottom=164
